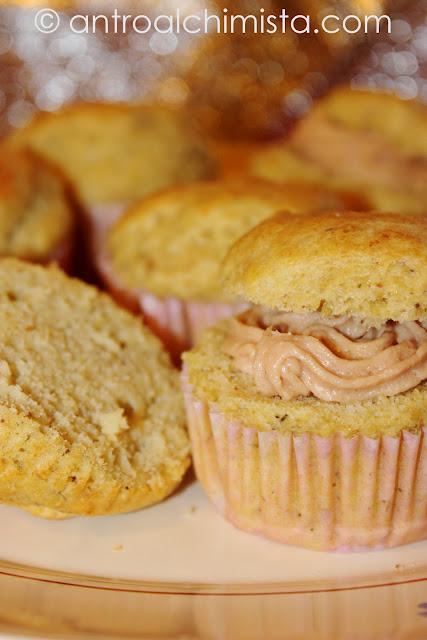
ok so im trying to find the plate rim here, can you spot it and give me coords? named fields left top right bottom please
left=1, top=557, right=426, bottom=595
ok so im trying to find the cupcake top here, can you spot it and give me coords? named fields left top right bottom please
left=220, top=210, right=427, bottom=409
left=183, top=210, right=427, bottom=434
left=105, top=179, right=348, bottom=303
left=0, top=149, right=74, bottom=262
left=223, top=210, right=427, bottom=323
left=7, top=102, right=216, bottom=207
left=250, top=88, right=427, bottom=215
left=0, top=259, right=189, bottom=515
left=290, top=88, right=427, bottom=192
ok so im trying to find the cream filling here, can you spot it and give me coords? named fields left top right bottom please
left=291, top=118, right=427, bottom=193
left=224, top=309, right=427, bottom=403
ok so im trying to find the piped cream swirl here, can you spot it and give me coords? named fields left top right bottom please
left=224, top=310, right=427, bottom=403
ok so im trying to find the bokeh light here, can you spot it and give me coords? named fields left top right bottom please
left=0, top=0, right=425, bottom=139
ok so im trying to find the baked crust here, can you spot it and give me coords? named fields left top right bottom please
left=222, top=210, right=427, bottom=323
left=105, top=178, right=349, bottom=302
left=6, top=102, right=216, bottom=206
left=0, top=148, right=75, bottom=264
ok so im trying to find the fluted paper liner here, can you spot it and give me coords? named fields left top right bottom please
left=97, top=244, right=246, bottom=360
left=92, top=204, right=247, bottom=359
left=183, top=377, right=427, bottom=550
left=89, top=202, right=129, bottom=245
left=138, top=294, right=246, bottom=361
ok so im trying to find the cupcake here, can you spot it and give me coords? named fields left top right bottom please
left=251, top=88, right=427, bottom=215
left=6, top=102, right=216, bottom=250
left=100, top=178, right=350, bottom=361
left=183, top=210, right=427, bottom=550
left=0, top=258, right=189, bottom=518
left=0, top=148, right=75, bottom=269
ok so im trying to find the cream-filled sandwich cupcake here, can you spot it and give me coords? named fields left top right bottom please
left=0, top=259, right=189, bottom=518
left=183, top=210, right=427, bottom=550
left=0, top=149, right=75, bottom=269
left=6, top=102, right=216, bottom=249
left=100, top=179, right=351, bottom=361
left=251, top=88, right=427, bottom=215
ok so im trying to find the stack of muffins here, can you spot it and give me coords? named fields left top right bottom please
left=0, top=89, right=425, bottom=551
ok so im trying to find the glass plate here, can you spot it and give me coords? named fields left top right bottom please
left=0, top=477, right=426, bottom=639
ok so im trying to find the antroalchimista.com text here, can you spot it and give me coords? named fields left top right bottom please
left=34, top=7, right=393, bottom=37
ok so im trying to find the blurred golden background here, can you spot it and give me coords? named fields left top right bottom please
left=0, top=0, right=425, bottom=139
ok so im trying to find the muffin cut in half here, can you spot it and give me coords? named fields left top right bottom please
left=6, top=102, right=216, bottom=250
left=100, top=178, right=354, bottom=361
left=250, top=88, right=427, bottom=215
left=0, top=259, right=189, bottom=518
left=183, top=210, right=427, bottom=550
left=0, top=148, right=75, bottom=269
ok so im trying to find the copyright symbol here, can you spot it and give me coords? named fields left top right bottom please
left=34, top=9, right=60, bottom=34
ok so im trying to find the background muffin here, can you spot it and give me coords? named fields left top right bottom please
left=184, top=210, right=427, bottom=550
left=6, top=102, right=217, bottom=248
left=0, top=258, right=189, bottom=518
left=100, top=178, right=353, bottom=360
left=0, top=148, right=75, bottom=270
left=250, top=88, right=427, bottom=215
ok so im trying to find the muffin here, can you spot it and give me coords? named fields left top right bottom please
left=183, top=211, right=427, bottom=550
left=251, top=88, right=427, bottom=215
left=0, top=258, right=189, bottom=518
left=100, top=178, right=351, bottom=361
left=6, top=102, right=216, bottom=248
left=0, top=148, right=75, bottom=269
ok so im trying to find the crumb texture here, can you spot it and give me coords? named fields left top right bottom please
left=0, top=259, right=189, bottom=515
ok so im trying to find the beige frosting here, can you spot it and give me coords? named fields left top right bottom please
left=225, top=310, right=427, bottom=402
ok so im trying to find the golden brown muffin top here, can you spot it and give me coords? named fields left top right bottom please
left=222, top=210, right=427, bottom=323
left=107, top=178, right=348, bottom=302
left=6, top=102, right=216, bottom=206
left=0, top=258, right=189, bottom=515
left=0, top=148, right=74, bottom=261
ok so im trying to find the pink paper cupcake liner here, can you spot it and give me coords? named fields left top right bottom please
left=46, top=232, right=74, bottom=272
left=92, top=202, right=248, bottom=360
left=97, top=247, right=247, bottom=360
left=183, top=377, right=427, bottom=551
left=138, top=293, right=246, bottom=362
left=88, top=202, right=129, bottom=251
